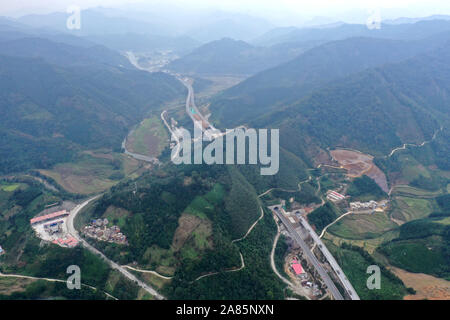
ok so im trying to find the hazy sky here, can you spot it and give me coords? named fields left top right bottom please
left=2, top=0, right=450, bottom=24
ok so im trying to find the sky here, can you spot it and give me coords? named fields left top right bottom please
left=2, top=0, right=450, bottom=25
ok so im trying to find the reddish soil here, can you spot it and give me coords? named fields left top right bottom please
left=390, top=267, right=450, bottom=300
left=330, top=149, right=389, bottom=193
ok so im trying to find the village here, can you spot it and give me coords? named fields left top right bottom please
left=82, top=218, right=128, bottom=245
left=325, top=189, right=389, bottom=213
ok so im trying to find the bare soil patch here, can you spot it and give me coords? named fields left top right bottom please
left=330, top=149, right=389, bottom=193
left=390, top=266, right=450, bottom=300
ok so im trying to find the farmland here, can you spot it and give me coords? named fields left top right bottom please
left=125, top=116, right=169, bottom=158
left=39, top=152, right=141, bottom=195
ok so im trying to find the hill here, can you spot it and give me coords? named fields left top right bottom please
left=254, top=20, right=450, bottom=47
left=251, top=45, right=450, bottom=156
left=0, top=37, right=132, bottom=68
left=167, top=37, right=316, bottom=76
left=210, top=36, right=450, bottom=128
left=0, top=55, right=185, bottom=174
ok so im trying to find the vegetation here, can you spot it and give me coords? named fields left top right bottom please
left=379, top=216, right=450, bottom=279
left=0, top=54, right=184, bottom=175
left=166, top=210, right=285, bottom=299
left=308, top=202, right=338, bottom=233
left=328, top=242, right=408, bottom=300
left=347, top=175, right=387, bottom=200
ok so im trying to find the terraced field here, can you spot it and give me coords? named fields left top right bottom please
left=328, top=212, right=398, bottom=240
left=390, top=196, right=434, bottom=222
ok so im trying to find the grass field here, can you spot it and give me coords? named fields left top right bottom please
left=324, top=230, right=399, bottom=254
left=397, top=154, right=431, bottom=182
left=392, top=185, right=443, bottom=198
left=39, top=152, right=140, bottom=195
left=391, top=196, right=434, bottom=222
left=380, top=238, right=448, bottom=278
left=141, top=246, right=176, bottom=276
left=126, top=116, right=168, bottom=158
left=326, top=241, right=408, bottom=300
left=328, top=212, right=398, bottom=240
left=102, top=206, right=131, bottom=229
left=0, top=183, right=21, bottom=192
left=435, top=217, right=450, bottom=225
left=0, top=277, right=35, bottom=295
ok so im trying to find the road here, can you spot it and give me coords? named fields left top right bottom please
left=180, top=77, right=214, bottom=132
left=122, top=266, right=173, bottom=280
left=194, top=252, right=245, bottom=282
left=0, top=271, right=118, bottom=300
left=297, top=215, right=360, bottom=300
left=232, top=207, right=264, bottom=243
left=66, top=196, right=165, bottom=300
left=121, top=129, right=159, bottom=164
left=317, top=212, right=352, bottom=239
left=193, top=207, right=264, bottom=282
left=269, top=214, right=297, bottom=289
left=270, top=206, right=344, bottom=300
left=386, top=126, right=443, bottom=158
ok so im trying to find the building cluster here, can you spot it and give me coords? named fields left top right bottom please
left=30, top=209, right=78, bottom=248
left=350, top=200, right=388, bottom=212
left=83, top=219, right=128, bottom=245
left=44, top=221, right=64, bottom=235
left=326, top=190, right=346, bottom=202
left=30, top=210, right=68, bottom=225
left=0, top=245, right=4, bottom=256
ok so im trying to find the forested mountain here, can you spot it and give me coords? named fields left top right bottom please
left=210, top=35, right=450, bottom=128
left=0, top=55, right=185, bottom=173
left=249, top=43, right=450, bottom=156
left=0, top=37, right=132, bottom=68
left=167, top=37, right=320, bottom=76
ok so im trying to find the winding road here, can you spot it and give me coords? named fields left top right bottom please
left=193, top=207, right=264, bottom=282
left=66, top=196, right=165, bottom=300
left=0, top=271, right=118, bottom=300
left=385, top=126, right=443, bottom=158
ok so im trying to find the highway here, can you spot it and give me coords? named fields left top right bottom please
left=67, top=196, right=165, bottom=300
left=270, top=206, right=344, bottom=300
left=297, top=215, right=360, bottom=300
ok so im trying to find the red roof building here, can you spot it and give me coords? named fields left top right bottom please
left=291, top=259, right=305, bottom=275
left=30, top=210, right=68, bottom=225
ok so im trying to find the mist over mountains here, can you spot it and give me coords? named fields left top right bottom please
left=0, top=3, right=449, bottom=302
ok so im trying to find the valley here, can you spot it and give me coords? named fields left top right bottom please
left=0, top=5, right=449, bottom=303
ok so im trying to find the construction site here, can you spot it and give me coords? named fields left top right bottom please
left=30, top=210, right=78, bottom=248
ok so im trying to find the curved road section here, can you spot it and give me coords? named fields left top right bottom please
left=67, top=196, right=165, bottom=300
